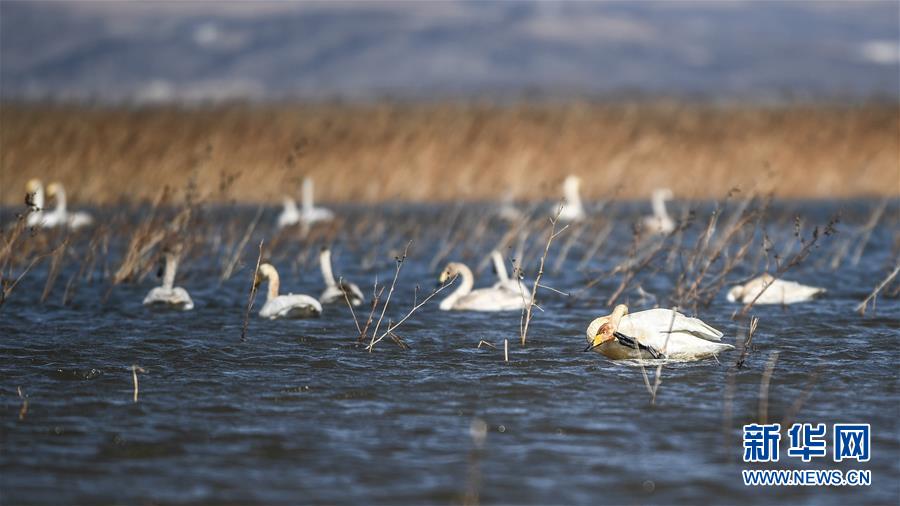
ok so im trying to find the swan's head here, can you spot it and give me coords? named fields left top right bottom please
left=563, top=175, right=581, bottom=192
left=438, top=262, right=462, bottom=285
left=46, top=182, right=62, bottom=198
left=586, top=304, right=629, bottom=348
left=161, top=242, right=183, bottom=258
left=255, top=262, right=278, bottom=288
left=26, top=179, right=44, bottom=195
left=726, top=285, right=743, bottom=303
left=653, top=188, right=674, bottom=201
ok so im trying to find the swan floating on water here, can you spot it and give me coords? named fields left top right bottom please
left=727, top=274, right=826, bottom=305
left=277, top=196, right=301, bottom=229
left=438, top=262, right=526, bottom=311
left=642, top=188, right=675, bottom=234
left=318, top=247, right=364, bottom=306
left=301, top=177, right=334, bottom=225
left=497, top=190, right=523, bottom=222
left=255, top=263, right=322, bottom=319
left=46, top=182, right=94, bottom=230
left=586, top=304, right=732, bottom=360
left=557, top=175, right=586, bottom=222
left=143, top=248, right=194, bottom=310
left=277, top=177, right=334, bottom=228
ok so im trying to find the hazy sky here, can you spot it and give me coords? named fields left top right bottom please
left=1, top=1, right=897, bottom=102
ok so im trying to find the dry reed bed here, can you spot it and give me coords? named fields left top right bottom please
left=1, top=101, right=897, bottom=205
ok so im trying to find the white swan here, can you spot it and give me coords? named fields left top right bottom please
left=277, top=196, right=300, bottom=229
left=642, top=188, right=674, bottom=234
left=143, top=249, right=194, bottom=310
left=300, top=177, right=334, bottom=225
left=497, top=190, right=523, bottom=222
left=25, top=179, right=62, bottom=228
left=255, top=263, right=322, bottom=319
left=489, top=250, right=529, bottom=297
left=46, top=182, right=94, bottom=230
left=25, top=179, right=48, bottom=226
left=557, top=175, right=586, bottom=222
left=318, top=247, right=364, bottom=306
left=438, top=262, right=526, bottom=311
left=586, top=304, right=732, bottom=361
left=727, top=274, right=826, bottom=305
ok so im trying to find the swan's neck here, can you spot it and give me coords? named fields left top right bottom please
left=53, top=187, right=68, bottom=215
left=564, top=183, right=583, bottom=210
left=609, top=311, right=625, bottom=332
left=491, top=251, right=509, bottom=283
left=162, top=254, right=177, bottom=290
left=265, top=270, right=280, bottom=301
left=440, top=264, right=474, bottom=309
left=320, top=249, right=336, bottom=287
left=652, top=193, right=669, bottom=220
left=302, top=178, right=314, bottom=212
left=31, top=187, right=45, bottom=210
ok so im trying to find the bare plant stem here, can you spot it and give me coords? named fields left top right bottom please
left=221, top=205, right=263, bottom=282
left=240, top=240, right=264, bottom=342
left=370, top=242, right=410, bottom=352
left=520, top=208, right=567, bottom=346
left=131, top=365, right=146, bottom=403
left=367, top=278, right=454, bottom=351
left=735, top=316, right=759, bottom=369
left=341, top=276, right=362, bottom=334
left=855, top=263, right=900, bottom=316
left=17, top=386, right=28, bottom=421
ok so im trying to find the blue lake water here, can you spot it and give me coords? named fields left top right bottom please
left=1, top=199, right=898, bottom=504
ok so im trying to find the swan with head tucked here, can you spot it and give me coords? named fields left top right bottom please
left=255, top=263, right=322, bottom=319
left=642, top=188, right=675, bottom=234
left=497, top=190, right=523, bottom=222
left=25, top=179, right=62, bottom=228
left=318, top=247, right=364, bottom=306
left=46, top=182, right=94, bottom=230
left=586, top=304, right=732, bottom=361
left=438, top=262, right=526, bottom=311
left=727, top=274, right=825, bottom=305
left=557, top=175, right=586, bottom=222
left=300, top=177, right=334, bottom=225
left=143, top=247, right=193, bottom=310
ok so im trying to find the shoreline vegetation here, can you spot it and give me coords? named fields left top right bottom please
left=1, top=101, right=897, bottom=205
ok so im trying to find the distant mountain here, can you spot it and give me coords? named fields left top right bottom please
left=1, top=1, right=897, bottom=102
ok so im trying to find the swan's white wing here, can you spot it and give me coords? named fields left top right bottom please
left=492, top=280, right=530, bottom=299
left=735, top=278, right=826, bottom=305
left=261, top=294, right=322, bottom=319
left=171, top=287, right=194, bottom=310
left=144, top=287, right=193, bottom=310
left=68, top=212, right=94, bottom=229
left=320, top=283, right=364, bottom=306
left=278, top=209, right=299, bottom=228
left=623, top=309, right=724, bottom=342
left=456, top=288, right=525, bottom=311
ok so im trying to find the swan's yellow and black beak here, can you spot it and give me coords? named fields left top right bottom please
left=437, top=269, right=457, bottom=288
left=583, top=323, right=615, bottom=351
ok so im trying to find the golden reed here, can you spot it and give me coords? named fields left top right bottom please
left=1, top=101, right=897, bottom=205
